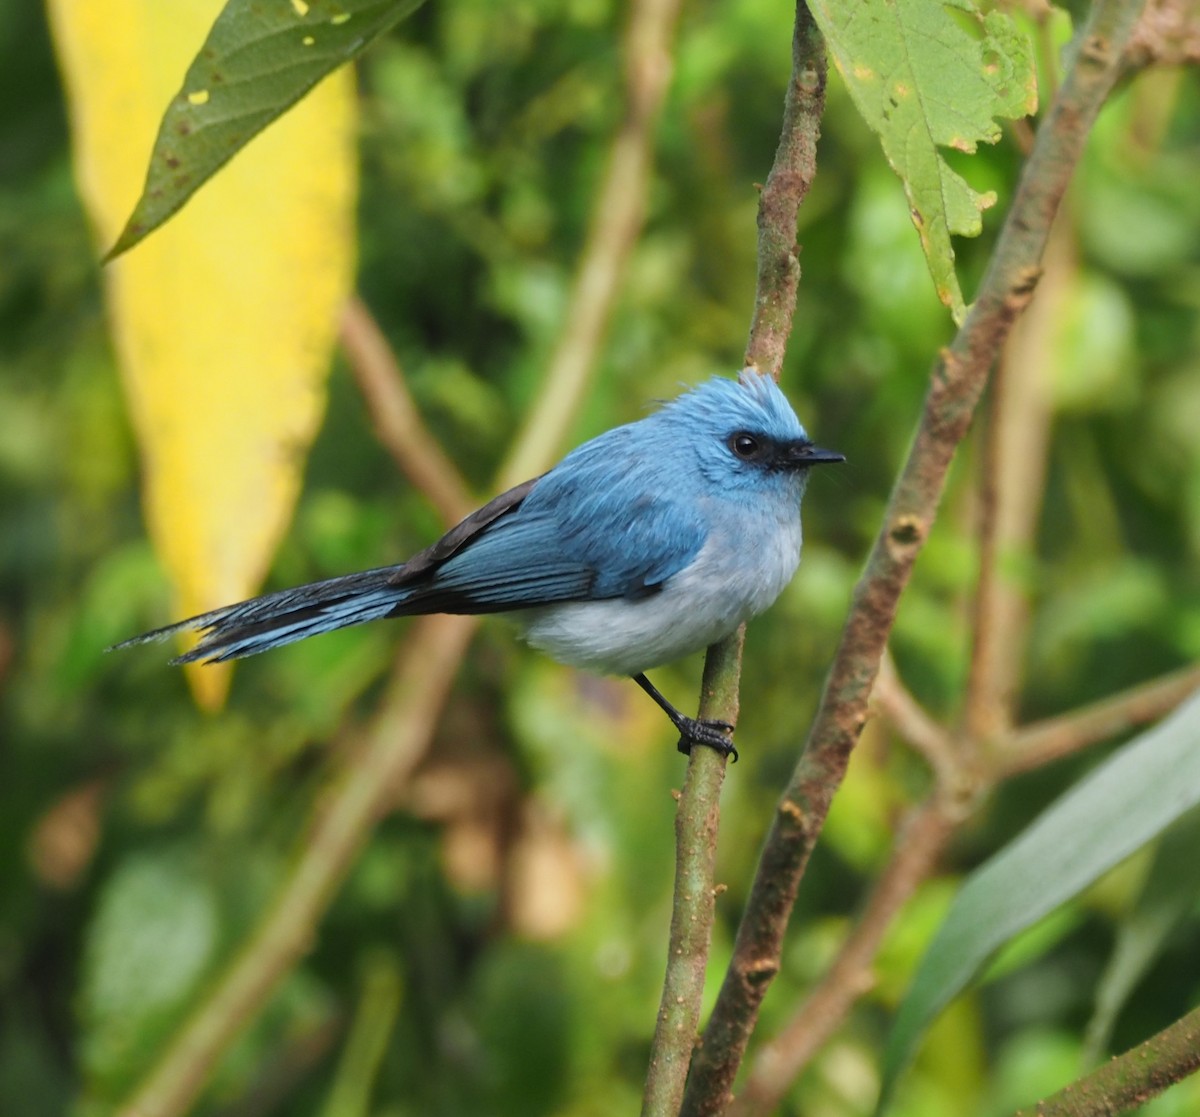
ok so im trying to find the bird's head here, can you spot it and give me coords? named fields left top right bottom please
left=662, top=369, right=844, bottom=495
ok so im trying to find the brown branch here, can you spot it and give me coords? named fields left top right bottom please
left=340, top=295, right=475, bottom=527
left=997, top=662, right=1200, bottom=778
left=117, top=614, right=479, bottom=1117
left=680, top=2, right=1146, bottom=1112
left=498, top=0, right=684, bottom=490
left=729, top=797, right=955, bottom=1117
left=1010, top=1002, right=1200, bottom=1117
left=743, top=0, right=826, bottom=378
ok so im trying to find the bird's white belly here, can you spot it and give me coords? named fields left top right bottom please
left=519, top=519, right=802, bottom=676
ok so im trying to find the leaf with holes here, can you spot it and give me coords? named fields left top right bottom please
left=810, top=0, right=1036, bottom=321
left=107, top=0, right=425, bottom=259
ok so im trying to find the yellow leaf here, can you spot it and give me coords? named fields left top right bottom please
left=48, top=0, right=357, bottom=708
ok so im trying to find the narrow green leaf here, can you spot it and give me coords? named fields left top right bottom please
left=878, top=690, right=1200, bottom=1112
left=1082, top=804, right=1200, bottom=1064
left=107, top=0, right=425, bottom=259
left=809, top=0, right=1037, bottom=321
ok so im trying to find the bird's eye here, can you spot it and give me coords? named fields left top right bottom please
left=730, top=433, right=760, bottom=460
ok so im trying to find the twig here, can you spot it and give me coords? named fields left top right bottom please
left=1010, top=1001, right=1200, bottom=1117
left=118, top=614, right=479, bottom=1117
left=643, top=632, right=741, bottom=1117
left=498, top=0, right=684, bottom=490
left=743, top=0, right=827, bottom=378
left=729, top=798, right=955, bottom=1117
left=873, top=649, right=957, bottom=783
left=340, top=295, right=475, bottom=527
left=680, top=2, right=1146, bottom=1112
left=997, top=662, right=1200, bottom=778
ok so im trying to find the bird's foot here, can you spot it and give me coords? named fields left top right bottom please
left=630, top=674, right=739, bottom=763
left=675, top=717, right=739, bottom=763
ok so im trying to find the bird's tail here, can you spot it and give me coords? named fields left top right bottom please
left=111, top=565, right=410, bottom=664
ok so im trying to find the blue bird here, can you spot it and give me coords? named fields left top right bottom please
left=115, top=369, right=843, bottom=760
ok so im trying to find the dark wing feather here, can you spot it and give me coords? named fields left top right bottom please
left=388, top=476, right=540, bottom=585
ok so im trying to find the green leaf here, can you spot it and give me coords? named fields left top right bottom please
left=1082, top=805, right=1200, bottom=1064
left=878, top=690, right=1200, bottom=1112
left=107, top=0, right=425, bottom=259
left=79, top=848, right=219, bottom=1092
left=809, top=0, right=1037, bottom=321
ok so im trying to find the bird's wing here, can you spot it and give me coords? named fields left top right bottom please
left=389, top=432, right=709, bottom=615
left=388, top=476, right=541, bottom=585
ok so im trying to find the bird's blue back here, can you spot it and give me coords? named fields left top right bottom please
left=424, top=371, right=811, bottom=608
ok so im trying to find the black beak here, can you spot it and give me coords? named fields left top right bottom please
left=783, top=441, right=845, bottom=468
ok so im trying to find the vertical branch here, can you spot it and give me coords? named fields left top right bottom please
left=642, top=3, right=828, bottom=1109
left=681, top=2, right=1146, bottom=1112
left=743, top=0, right=827, bottom=377
left=643, top=633, right=741, bottom=1117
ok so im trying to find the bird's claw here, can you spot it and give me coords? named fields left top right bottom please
left=676, top=717, right=739, bottom=763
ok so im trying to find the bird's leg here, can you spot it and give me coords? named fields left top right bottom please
left=631, top=673, right=738, bottom=762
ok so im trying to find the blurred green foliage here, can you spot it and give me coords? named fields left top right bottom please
left=2, top=1, right=1199, bottom=1115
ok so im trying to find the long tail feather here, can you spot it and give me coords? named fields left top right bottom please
left=110, top=565, right=410, bottom=664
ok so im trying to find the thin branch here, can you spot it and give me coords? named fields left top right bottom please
left=997, top=662, right=1200, bottom=778
left=643, top=632, right=741, bottom=1117
left=498, top=0, right=684, bottom=490
left=743, top=0, right=827, bottom=378
left=645, top=0, right=825, bottom=1099
left=729, top=796, right=954, bottom=1117
left=1010, top=1002, right=1200, bottom=1117
left=681, top=2, right=1147, bottom=1111
left=873, top=649, right=957, bottom=783
left=644, top=1, right=829, bottom=1110
left=340, top=295, right=475, bottom=527
left=118, top=614, right=479, bottom=1117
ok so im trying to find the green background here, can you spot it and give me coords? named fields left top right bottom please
left=2, top=1, right=1199, bottom=1113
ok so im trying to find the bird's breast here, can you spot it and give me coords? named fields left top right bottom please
left=520, top=508, right=803, bottom=677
